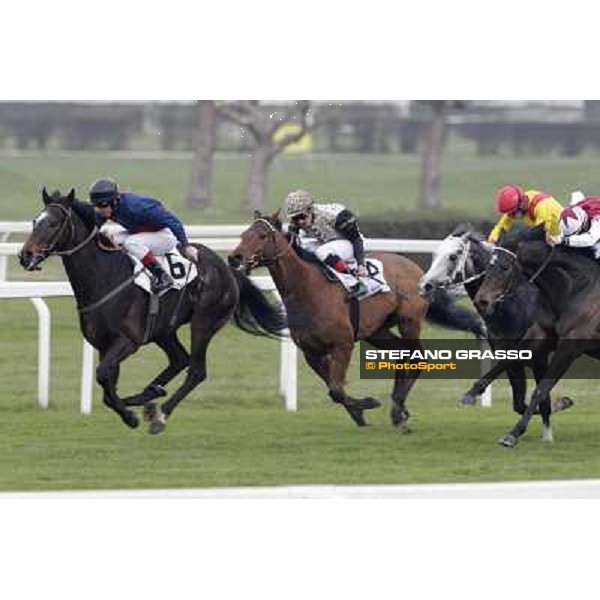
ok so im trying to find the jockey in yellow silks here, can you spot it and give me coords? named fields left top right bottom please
left=488, top=185, right=563, bottom=244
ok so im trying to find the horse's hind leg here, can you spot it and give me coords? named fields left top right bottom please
left=148, top=315, right=230, bottom=434
left=123, top=332, right=190, bottom=408
left=304, top=345, right=380, bottom=427
left=367, top=328, right=421, bottom=431
left=97, top=338, right=141, bottom=429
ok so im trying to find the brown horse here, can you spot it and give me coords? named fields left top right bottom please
left=229, top=211, right=483, bottom=428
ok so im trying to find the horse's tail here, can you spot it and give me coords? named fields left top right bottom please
left=426, top=289, right=487, bottom=339
left=230, top=268, right=288, bottom=338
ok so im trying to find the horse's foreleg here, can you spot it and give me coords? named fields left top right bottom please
left=460, top=360, right=508, bottom=406
left=499, top=340, right=582, bottom=448
left=123, top=332, right=190, bottom=407
left=97, top=338, right=140, bottom=428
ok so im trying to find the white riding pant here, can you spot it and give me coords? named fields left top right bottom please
left=108, top=228, right=178, bottom=260
left=302, top=239, right=355, bottom=264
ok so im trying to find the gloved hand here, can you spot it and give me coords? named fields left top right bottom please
left=547, top=234, right=563, bottom=247
left=356, top=264, right=368, bottom=278
left=179, top=244, right=199, bottom=262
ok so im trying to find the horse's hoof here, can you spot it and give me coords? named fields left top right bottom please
left=149, top=411, right=167, bottom=435
left=391, top=406, right=410, bottom=428
left=460, top=393, right=477, bottom=406
left=552, top=396, right=574, bottom=413
left=143, top=403, right=157, bottom=423
left=498, top=434, right=518, bottom=448
left=346, top=406, right=367, bottom=427
left=145, top=383, right=167, bottom=400
left=359, top=397, right=381, bottom=410
left=123, top=411, right=139, bottom=429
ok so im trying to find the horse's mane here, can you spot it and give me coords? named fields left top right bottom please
left=450, top=223, right=485, bottom=244
left=499, top=222, right=545, bottom=249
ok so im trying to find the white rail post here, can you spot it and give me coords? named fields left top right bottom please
left=29, top=298, right=50, bottom=409
left=80, top=340, right=95, bottom=414
left=480, top=337, right=493, bottom=407
left=280, top=333, right=298, bottom=412
left=271, top=289, right=298, bottom=412
left=0, top=233, right=10, bottom=281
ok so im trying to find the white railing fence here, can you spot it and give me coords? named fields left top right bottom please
left=0, top=222, right=492, bottom=412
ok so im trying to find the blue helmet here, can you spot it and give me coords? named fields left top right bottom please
left=89, top=178, right=119, bottom=207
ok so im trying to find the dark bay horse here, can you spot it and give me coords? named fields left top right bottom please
left=474, top=225, right=600, bottom=447
left=19, top=189, right=287, bottom=434
left=419, top=225, right=573, bottom=435
left=229, top=211, right=484, bottom=429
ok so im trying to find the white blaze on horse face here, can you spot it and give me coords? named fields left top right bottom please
left=34, top=211, right=49, bottom=227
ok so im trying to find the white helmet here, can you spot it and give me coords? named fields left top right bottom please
left=285, top=189, right=313, bottom=218
left=560, top=206, right=588, bottom=236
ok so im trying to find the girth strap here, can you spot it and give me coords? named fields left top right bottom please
left=348, top=297, right=360, bottom=341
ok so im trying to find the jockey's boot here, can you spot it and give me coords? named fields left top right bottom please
left=348, top=280, right=368, bottom=300
left=146, top=261, right=174, bottom=296
left=324, top=254, right=352, bottom=274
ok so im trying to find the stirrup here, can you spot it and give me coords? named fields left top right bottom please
left=348, top=281, right=367, bottom=299
left=151, top=275, right=174, bottom=296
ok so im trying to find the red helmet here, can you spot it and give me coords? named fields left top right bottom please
left=496, top=185, right=524, bottom=215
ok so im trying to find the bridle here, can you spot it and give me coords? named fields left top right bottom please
left=34, top=203, right=98, bottom=259
left=245, top=218, right=293, bottom=268
left=428, top=236, right=486, bottom=294
left=488, top=244, right=556, bottom=305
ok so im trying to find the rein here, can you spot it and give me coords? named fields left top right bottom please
left=40, top=203, right=139, bottom=315
left=490, top=244, right=556, bottom=304
left=78, top=268, right=145, bottom=314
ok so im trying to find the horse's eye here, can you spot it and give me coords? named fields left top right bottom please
left=449, top=254, right=458, bottom=262
left=259, top=232, right=268, bottom=240
left=48, top=221, right=60, bottom=229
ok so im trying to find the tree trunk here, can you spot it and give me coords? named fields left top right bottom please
left=244, top=143, right=273, bottom=213
left=186, top=100, right=217, bottom=209
left=419, top=101, right=447, bottom=209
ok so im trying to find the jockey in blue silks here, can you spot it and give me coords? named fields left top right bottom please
left=88, top=177, right=198, bottom=295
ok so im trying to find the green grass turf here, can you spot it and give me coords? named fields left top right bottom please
left=0, top=297, right=596, bottom=491
left=2, top=149, right=600, bottom=490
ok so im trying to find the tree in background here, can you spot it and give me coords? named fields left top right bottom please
left=416, top=100, right=467, bottom=209
left=186, top=100, right=217, bottom=209
left=217, top=101, right=315, bottom=212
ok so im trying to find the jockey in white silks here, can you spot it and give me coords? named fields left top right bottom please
left=556, top=196, right=600, bottom=258
left=284, top=189, right=368, bottom=299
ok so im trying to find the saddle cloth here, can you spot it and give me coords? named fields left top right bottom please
left=99, top=223, right=198, bottom=294
left=327, top=258, right=391, bottom=300
left=130, top=250, right=197, bottom=294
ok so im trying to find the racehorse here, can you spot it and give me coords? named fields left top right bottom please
left=419, top=225, right=573, bottom=435
left=228, top=211, right=484, bottom=429
left=474, top=224, right=600, bottom=447
left=19, top=189, right=287, bottom=434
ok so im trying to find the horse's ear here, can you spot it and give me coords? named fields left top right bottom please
left=271, top=208, right=282, bottom=229
left=42, top=187, right=51, bottom=205
left=253, top=209, right=262, bottom=220
left=66, top=188, right=75, bottom=204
